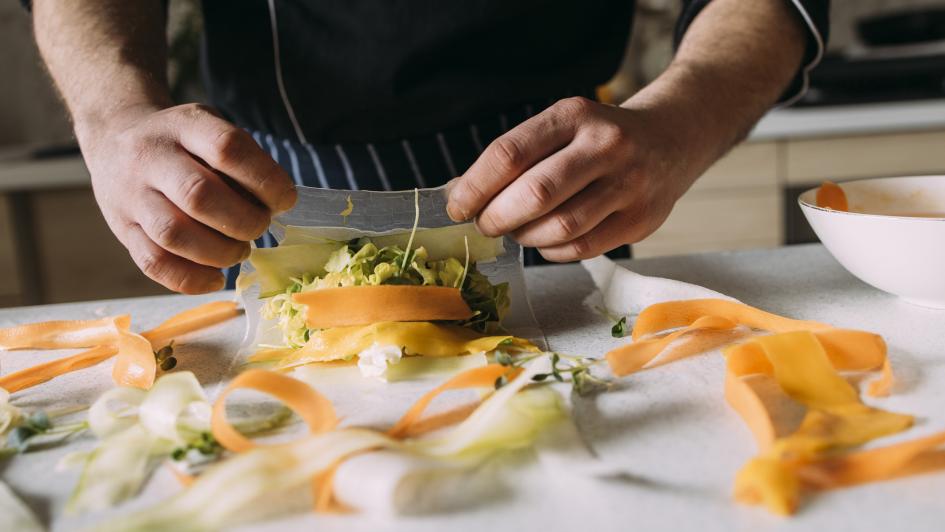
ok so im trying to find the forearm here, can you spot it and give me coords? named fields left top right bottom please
left=621, top=0, right=807, bottom=178
left=31, top=0, right=297, bottom=294
left=32, top=0, right=172, bottom=143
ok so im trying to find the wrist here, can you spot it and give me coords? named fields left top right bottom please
left=617, top=64, right=727, bottom=195
left=619, top=60, right=765, bottom=185
left=73, top=89, right=172, bottom=149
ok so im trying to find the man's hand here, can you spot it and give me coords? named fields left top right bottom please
left=81, top=104, right=297, bottom=293
left=447, top=0, right=808, bottom=260
left=447, top=97, right=690, bottom=262
left=32, top=0, right=297, bottom=293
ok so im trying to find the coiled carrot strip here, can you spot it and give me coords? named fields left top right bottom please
left=0, top=300, right=240, bottom=392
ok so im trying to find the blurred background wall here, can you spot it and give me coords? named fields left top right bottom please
left=2, top=1, right=945, bottom=307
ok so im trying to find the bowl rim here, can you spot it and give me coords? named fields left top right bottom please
left=798, top=174, right=945, bottom=221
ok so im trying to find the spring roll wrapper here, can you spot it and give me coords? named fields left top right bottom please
left=238, top=186, right=545, bottom=355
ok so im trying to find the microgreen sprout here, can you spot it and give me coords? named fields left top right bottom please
left=457, top=234, right=470, bottom=289
left=400, top=188, right=421, bottom=274
left=611, top=316, right=629, bottom=338
left=170, top=407, right=293, bottom=467
left=594, top=305, right=630, bottom=338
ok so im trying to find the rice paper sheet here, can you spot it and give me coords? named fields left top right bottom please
left=239, top=186, right=543, bottom=355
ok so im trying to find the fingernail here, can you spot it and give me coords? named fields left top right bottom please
left=210, top=274, right=226, bottom=292
left=445, top=178, right=466, bottom=222
left=276, top=186, right=298, bottom=214
left=446, top=202, right=467, bottom=223
left=239, top=245, right=252, bottom=263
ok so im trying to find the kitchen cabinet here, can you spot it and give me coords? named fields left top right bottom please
left=31, top=189, right=170, bottom=303
left=0, top=155, right=168, bottom=307
left=634, top=142, right=782, bottom=258
left=0, top=196, right=21, bottom=307
left=785, top=130, right=945, bottom=184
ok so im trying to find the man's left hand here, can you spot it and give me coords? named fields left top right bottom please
left=446, top=96, right=699, bottom=262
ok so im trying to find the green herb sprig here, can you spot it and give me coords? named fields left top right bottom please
left=494, top=351, right=610, bottom=396
left=3, top=410, right=89, bottom=456
left=611, top=316, right=629, bottom=338
left=170, top=407, right=293, bottom=466
left=594, top=305, right=630, bottom=338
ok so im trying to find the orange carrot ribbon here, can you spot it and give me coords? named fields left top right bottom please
left=0, top=300, right=240, bottom=392
left=388, top=363, right=521, bottom=438
left=210, top=368, right=338, bottom=453
left=604, top=296, right=935, bottom=515
left=293, top=285, right=475, bottom=329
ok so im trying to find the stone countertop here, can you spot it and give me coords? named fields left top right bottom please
left=750, top=99, right=945, bottom=141
left=1, top=243, right=944, bottom=531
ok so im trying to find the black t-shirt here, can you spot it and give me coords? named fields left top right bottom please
left=199, top=0, right=829, bottom=144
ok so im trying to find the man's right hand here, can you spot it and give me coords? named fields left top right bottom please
left=78, top=103, right=297, bottom=294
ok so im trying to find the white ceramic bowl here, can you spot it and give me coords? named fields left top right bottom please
left=799, top=175, right=945, bottom=309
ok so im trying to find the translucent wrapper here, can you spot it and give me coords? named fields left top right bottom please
left=239, top=186, right=543, bottom=355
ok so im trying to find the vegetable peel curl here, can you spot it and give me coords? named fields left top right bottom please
left=66, top=372, right=212, bottom=513
left=727, top=331, right=915, bottom=515
left=630, top=299, right=830, bottom=341
left=387, top=364, right=522, bottom=439
left=0, top=301, right=240, bottom=392
left=604, top=296, right=940, bottom=515
left=207, top=363, right=523, bottom=505
left=211, top=369, right=339, bottom=453
left=93, top=358, right=558, bottom=529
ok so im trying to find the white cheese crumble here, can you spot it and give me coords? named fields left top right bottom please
left=357, top=343, right=403, bottom=380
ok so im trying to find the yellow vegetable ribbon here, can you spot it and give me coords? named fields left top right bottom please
left=605, top=297, right=942, bottom=515
left=725, top=331, right=914, bottom=515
